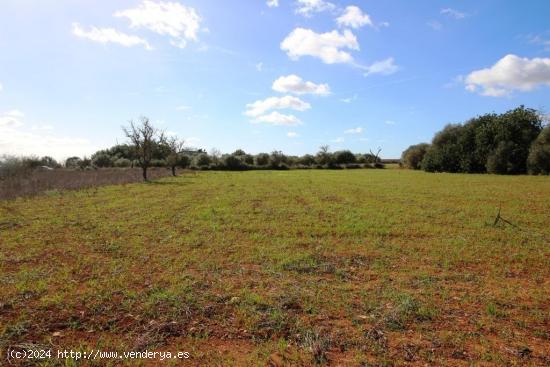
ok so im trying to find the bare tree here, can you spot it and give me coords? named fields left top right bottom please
left=369, top=147, right=382, bottom=162
left=122, top=117, right=163, bottom=181
left=164, top=135, right=186, bottom=176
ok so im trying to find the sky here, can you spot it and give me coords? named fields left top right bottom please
left=1, top=0, right=550, bottom=160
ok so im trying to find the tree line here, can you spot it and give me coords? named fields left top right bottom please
left=1, top=117, right=383, bottom=181
left=401, top=106, right=550, bottom=175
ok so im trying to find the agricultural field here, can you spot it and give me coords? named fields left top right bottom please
left=1, top=169, right=549, bottom=366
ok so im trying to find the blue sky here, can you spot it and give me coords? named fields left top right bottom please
left=1, top=0, right=550, bottom=159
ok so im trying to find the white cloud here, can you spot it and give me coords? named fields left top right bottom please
left=245, top=95, right=311, bottom=117
left=72, top=23, right=152, bottom=50
left=255, top=62, right=263, bottom=72
left=427, top=21, right=442, bottom=31
left=267, top=0, right=279, bottom=7
left=281, top=28, right=359, bottom=64
left=254, top=112, right=302, bottom=126
left=331, top=137, right=344, bottom=143
left=0, top=110, right=24, bottom=127
left=363, top=57, right=399, bottom=76
left=344, top=127, right=363, bottom=134
left=115, top=0, right=201, bottom=49
left=272, top=74, right=330, bottom=95
left=176, top=105, right=191, bottom=111
left=336, top=6, right=373, bottom=29
left=287, top=131, right=299, bottom=137
left=0, top=112, right=95, bottom=159
left=295, top=0, right=335, bottom=17
left=384, top=120, right=395, bottom=125
left=465, top=54, right=550, bottom=97
left=0, top=83, right=3, bottom=92
left=441, top=8, right=467, bottom=19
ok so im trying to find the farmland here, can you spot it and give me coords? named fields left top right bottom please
left=1, top=169, right=549, bottom=366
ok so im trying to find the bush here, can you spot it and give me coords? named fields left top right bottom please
left=334, top=150, right=356, bottom=164
left=255, top=153, right=270, bottom=166
left=345, top=163, right=362, bottom=169
left=179, top=155, right=191, bottom=169
left=269, top=151, right=288, bottom=168
left=421, top=124, right=464, bottom=172
left=401, top=143, right=430, bottom=170
left=92, top=153, right=113, bottom=168
left=114, top=158, right=132, bottom=168
left=0, top=156, right=30, bottom=180
left=65, top=157, right=82, bottom=169
left=150, top=159, right=167, bottom=167
left=298, top=154, right=316, bottom=166
left=223, top=154, right=246, bottom=170
left=241, top=154, right=252, bottom=165
left=527, top=125, right=550, bottom=175
left=195, top=153, right=212, bottom=168
left=419, top=106, right=542, bottom=174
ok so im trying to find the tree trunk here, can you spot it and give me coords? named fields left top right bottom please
left=171, top=166, right=176, bottom=176
left=142, top=166, right=148, bottom=181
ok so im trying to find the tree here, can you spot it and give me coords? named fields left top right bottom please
left=401, top=143, right=429, bottom=170
left=163, top=135, right=186, bottom=176
left=316, top=145, right=333, bottom=166
left=92, top=153, right=113, bottom=168
left=334, top=150, right=356, bottom=164
left=255, top=153, right=270, bottom=166
left=527, top=125, right=550, bottom=175
left=123, top=117, right=164, bottom=181
left=421, top=124, right=464, bottom=172
left=65, top=156, right=82, bottom=169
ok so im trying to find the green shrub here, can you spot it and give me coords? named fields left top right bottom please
left=195, top=153, right=212, bottom=167
left=114, top=158, right=132, bottom=167
left=334, top=150, right=356, bottom=164
left=223, top=154, right=246, bottom=170
left=401, top=143, right=430, bottom=170
left=255, top=153, right=270, bottom=166
left=527, top=125, right=550, bottom=175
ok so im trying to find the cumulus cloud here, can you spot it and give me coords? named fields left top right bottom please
left=254, top=112, right=302, bottom=126
left=363, top=57, right=399, bottom=76
left=266, top=0, right=279, bottom=7
left=287, top=131, right=299, bottom=137
left=72, top=23, right=152, bottom=50
left=295, top=0, right=335, bottom=17
left=336, top=6, right=373, bottom=29
left=441, top=8, right=467, bottom=19
left=245, top=95, right=311, bottom=117
left=272, top=75, right=330, bottom=95
left=465, top=54, right=550, bottom=97
left=344, top=127, right=363, bottom=134
left=281, top=28, right=359, bottom=64
left=0, top=111, right=95, bottom=159
left=114, top=0, right=201, bottom=49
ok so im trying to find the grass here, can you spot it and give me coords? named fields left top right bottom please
left=1, top=169, right=549, bottom=366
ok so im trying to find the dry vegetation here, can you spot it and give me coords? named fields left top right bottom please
left=1, top=169, right=549, bottom=366
left=0, top=168, right=174, bottom=200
